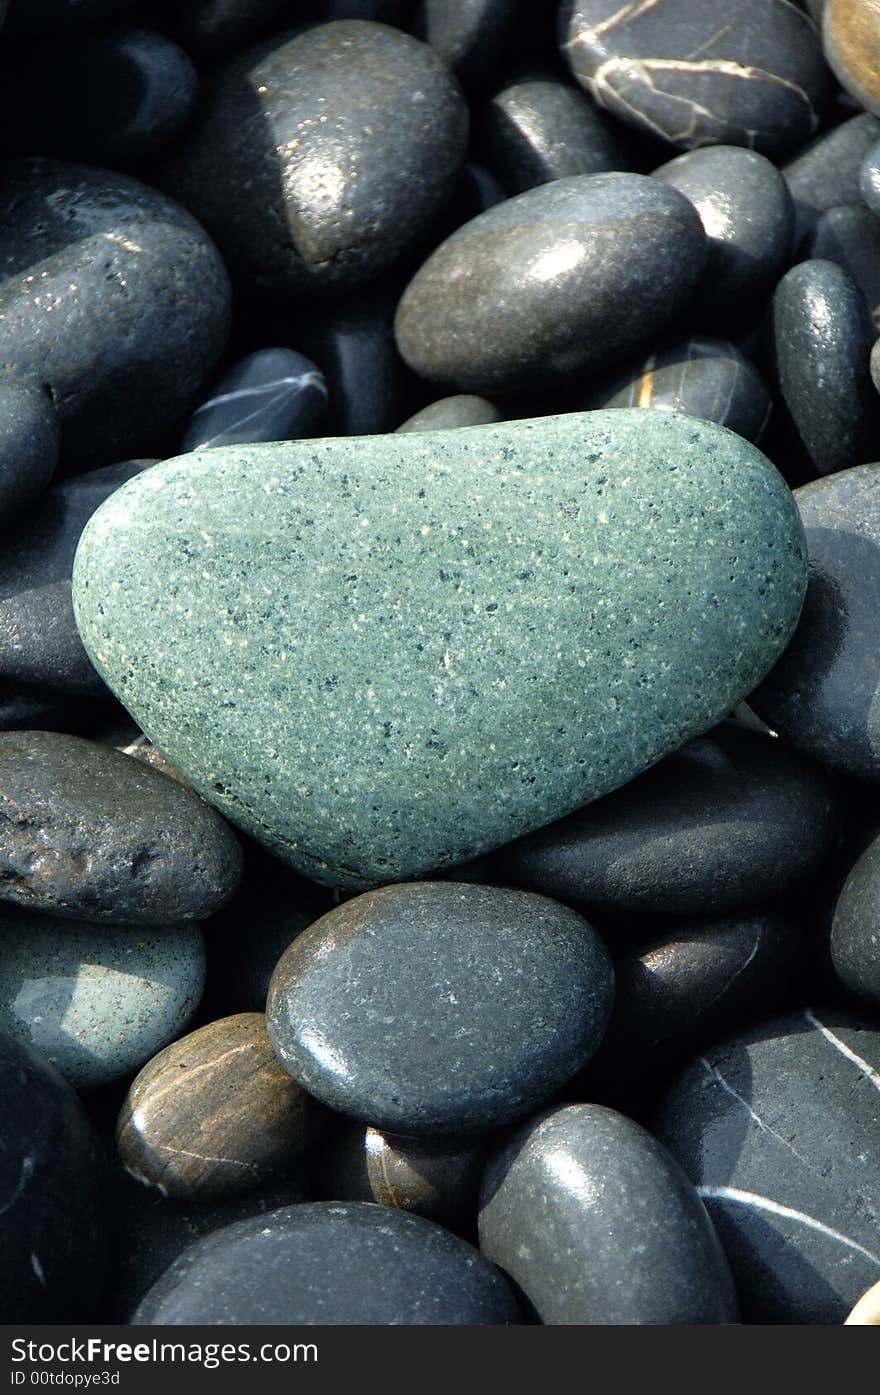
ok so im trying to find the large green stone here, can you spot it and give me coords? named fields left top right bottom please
left=71, top=411, right=807, bottom=890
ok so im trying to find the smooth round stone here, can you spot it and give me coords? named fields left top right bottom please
left=479, top=1103, right=738, bottom=1325
left=750, top=464, right=880, bottom=783
left=0, top=380, right=59, bottom=522
left=267, top=881, right=614, bottom=1135
left=0, top=1033, right=104, bottom=1321
left=395, top=173, right=707, bottom=394
left=807, top=204, right=880, bottom=330
left=0, top=28, right=199, bottom=166
left=396, top=395, right=501, bottom=433
left=563, top=0, right=829, bottom=158
left=830, top=834, right=880, bottom=1006
left=495, top=721, right=841, bottom=917
left=477, top=69, right=629, bottom=194
left=770, top=259, right=879, bottom=477
left=131, top=1201, right=523, bottom=1325
left=0, top=582, right=107, bottom=700
left=0, top=731, right=243, bottom=923
left=413, top=0, right=518, bottom=89
left=0, top=908, right=205, bottom=1089
left=117, top=1013, right=322, bottom=1201
left=180, top=349, right=328, bottom=453
left=860, top=137, right=880, bottom=217
left=824, top=0, right=880, bottom=117
left=316, top=1123, right=488, bottom=1234
left=71, top=412, right=808, bottom=889
left=653, top=147, right=794, bottom=321
left=872, top=339, right=880, bottom=396
left=784, top=112, right=880, bottom=250
left=575, top=337, right=772, bottom=444
left=653, top=1010, right=880, bottom=1323
left=161, top=22, right=469, bottom=300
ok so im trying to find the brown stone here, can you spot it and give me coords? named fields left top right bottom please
left=117, top=1012, right=322, bottom=1201
left=825, top=0, right=880, bottom=115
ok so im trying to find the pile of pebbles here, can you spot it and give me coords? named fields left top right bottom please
left=4, top=0, right=880, bottom=1328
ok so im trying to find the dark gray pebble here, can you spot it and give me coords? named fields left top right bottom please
left=396, top=395, right=501, bottom=433
left=807, top=204, right=880, bottom=331
left=784, top=112, right=880, bottom=250
left=413, top=0, right=519, bottom=90
left=830, top=832, right=880, bottom=1006
left=131, top=1202, right=522, bottom=1325
left=158, top=0, right=288, bottom=64
left=494, top=721, right=841, bottom=917
left=479, top=1103, right=738, bottom=1324
left=860, top=137, right=880, bottom=219
left=0, top=379, right=59, bottom=522
left=653, top=1009, right=880, bottom=1323
left=180, top=349, right=328, bottom=453
left=266, top=881, right=614, bottom=1135
left=0, top=731, right=243, bottom=924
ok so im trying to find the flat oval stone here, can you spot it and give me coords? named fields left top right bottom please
left=563, top=0, right=829, bottom=158
left=769, top=259, right=879, bottom=477
left=0, top=909, right=204, bottom=1089
left=479, top=1103, right=738, bottom=1325
left=316, top=1123, right=488, bottom=1234
left=653, top=147, right=794, bottom=322
left=784, top=112, right=880, bottom=250
left=160, top=22, right=469, bottom=300
left=0, top=158, right=231, bottom=464
left=494, top=721, right=841, bottom=917
left=750, top=465, right=880, bottom=783
left=477, top=69, right=629, bottom=194
left=266, top=881, right=614, bottom=1135
left=576, top=337, right=772, bottom=444
left=71, top=411, right=808, bottom=888
left=0, top=379, right=59, bottom=522
left=830, top=833, right=880, bottom=1006
left=131, top=1201, right=522, bottom=1325
left=396, top=395, right=501, bottom=433
left=180, top=349, right=328, bottom=453
left=824, top=0, right=880, bottom=117
left=117, top=1013, right=322, bottom=1201
left=0, top=1032, right=105, bottom=1321
left=395, top=174, right=707, bottom=394
left=807, top=204, right=880, bottom=330
left=0, top=731, right=243, bottom=923
left=653, top=1009, right=880, bottom=1323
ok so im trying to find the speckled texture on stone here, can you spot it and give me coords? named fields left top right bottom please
left=160, top=22, right=469, bottom=300
left=784, top=113, right=880, bottom=250
left=395, top=174, right=707, bottom=394
left=131, top=1201, right=522, bottom=1325
left=653, top=1010, right=880, bottom=1323
left=750, top=464, right=880, bottom=783
left=266, top=881, right=614, bottom=1134
left=479, top=1103, right=738, bottom=1325
left=830, top=833, right=880, bottom=1006
left=72, top=411, right=808, bottom=889
left=824, top=0, right=880, bottom=118
left=0, top=379, right=58, bottom=523
left=563, top=0, right=829, bottom=158
left=0, top=731, right=243, bottom=923
left=396, top=395, right=501, bottom=433
left=0, top=158, right=231, bottom=464
left=0, top=907, right=205, bottom=1089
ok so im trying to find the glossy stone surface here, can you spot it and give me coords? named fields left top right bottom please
left=479, top=1103, right=738, bottom=1325
left=395, top=174, right=706, bottom=394
left=0, top=731, right=243, bottom=923
left=132, top=1201, right=522, bottom=1324
left=654, top=1010, right=880, bottom=1323
left=784, top=112, right=880, bottom=250
left=117, top=1013, right=322, bottom=1201
left=266, top=882, right=614, bottom=1135
left=807, top=204, right=880, bottom=330
left=180, top=349, right=328, bottom=452
left=478, top=70, right=628, bottom=193
left=830, top=834, right=880, bottom=1006
left=824, top=0, right=880, bottom=117
left=860, top=137, right=880, bottom=219
left=563, top=0, right=829, bottom=158
left=576, top=337, right=772, bottom=444
left=770, top=259, right=879, bottom=477
left=0, top=380, right=59, bottom=523
left=0, top=908, right=205, bottom=1089
left=0, top=159, right=230, bottom=464
left=72, top=412, right=807, bottom=889
left=316, top=1123, right=488, bottom=1233
left=161, top=22, right=469, bottom=300
left=495, top=722, right=840, bottom=916
left=396, top=395, right=501, bottom=433
left=0, top=1032, right=104, bottom=1321
left=750, top=465, right=880, bottom=783
left=653, top=147, right=794, bottom=321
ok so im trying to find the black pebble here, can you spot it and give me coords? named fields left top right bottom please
left=0, top=378, right=59, bottom=522
left=807, top=204, right=880, bottom=331
left=831, top=833, right=880, bottom=1008
left=180, top=349, right=328, bottom=453
left=783, top=112, right=880, bottom=251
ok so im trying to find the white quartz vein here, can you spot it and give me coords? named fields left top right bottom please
left=805, top=1008, right=880, bottom=1095
left=697, top=1186, right=880, bottom=1267
left=698, top=1055, right=810, bottom=1166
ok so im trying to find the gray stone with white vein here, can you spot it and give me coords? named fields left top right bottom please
left=180, top=349, right=328, bottom=452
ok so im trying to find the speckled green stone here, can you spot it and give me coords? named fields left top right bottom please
left=71, top=411, right=807, bottom=890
